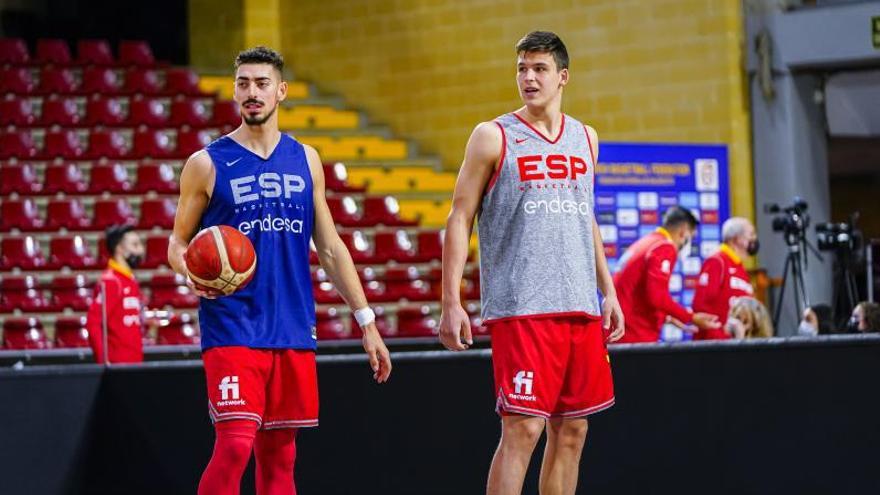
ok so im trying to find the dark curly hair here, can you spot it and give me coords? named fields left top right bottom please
left=235, top=46, right=284, bottom=74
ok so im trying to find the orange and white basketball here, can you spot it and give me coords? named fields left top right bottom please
left=184, top=225, right=256, bottom=296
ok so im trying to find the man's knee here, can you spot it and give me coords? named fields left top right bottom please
left=501, top=416, right=546, bottom=448
left=549, top=418, right=588, bottom=449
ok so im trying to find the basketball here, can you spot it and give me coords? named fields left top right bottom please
left=184, top=225, right=257, bottom=296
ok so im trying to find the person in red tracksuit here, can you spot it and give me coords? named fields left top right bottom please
left=86, top=225, right=146, bottom=364
left=692, top=217, right=759, bottom=340
left=614, top=206, right=721, bottom=343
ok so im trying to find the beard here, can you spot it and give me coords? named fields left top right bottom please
left=242, top=102, right=278, bottom=126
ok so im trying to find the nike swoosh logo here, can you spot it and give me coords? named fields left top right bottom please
left=515, top=138, right=528, bottom=144
left=226, top=157, right=243, bottom=167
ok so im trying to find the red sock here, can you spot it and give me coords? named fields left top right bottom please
left=254, top=428, right=298, bottom=495
left=198, top=420, right=258, bottom=495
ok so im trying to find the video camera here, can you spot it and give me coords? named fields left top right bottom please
left=815, top=221, right=860, bottom=252
left=764, top=197, right=810, bottom=245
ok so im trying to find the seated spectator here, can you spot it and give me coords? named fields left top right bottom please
left=798, top=304, right=834, bottom=336
left=726, top=297, right=774, bottom=339
left=849, top=302, right=880, bottom=333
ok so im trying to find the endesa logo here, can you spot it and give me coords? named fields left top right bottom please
left=517, top=154, right=589, bottom=182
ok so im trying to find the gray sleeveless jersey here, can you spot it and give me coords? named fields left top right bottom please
left=478, top=112, right=600, bottom=322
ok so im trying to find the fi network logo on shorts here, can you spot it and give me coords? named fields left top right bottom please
left=217, top=375, right=246, bottom=407
left=509, top=370, right=536, bottom=402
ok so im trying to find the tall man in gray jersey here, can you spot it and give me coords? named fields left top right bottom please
left=440, top=31, right=625, bottom=495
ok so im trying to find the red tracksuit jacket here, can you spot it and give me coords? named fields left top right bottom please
left=86, top=260, right=144, bottom=364
left=613, top=228, right=692, bottom=343
left=691, top=244, right=754, bottom=340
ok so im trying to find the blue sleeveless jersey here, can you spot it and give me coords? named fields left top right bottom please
left=198, top=134, right=316, bottom=350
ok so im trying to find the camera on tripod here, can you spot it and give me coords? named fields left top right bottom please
left=815, top=221, right=860, bottom=252
left=765, top=198, right=810, bottom=246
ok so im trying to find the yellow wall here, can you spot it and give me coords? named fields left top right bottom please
left=279, top=0, right=753, bottom=219
left=189, top=0, right=244, bottom=73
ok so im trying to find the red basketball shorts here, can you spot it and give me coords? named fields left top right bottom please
left=202, top=346, right=319, bottom=429
left=490, top=316, right=615, bottom=418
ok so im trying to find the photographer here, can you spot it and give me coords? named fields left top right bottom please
left=692, top=217, right=758, bottom=340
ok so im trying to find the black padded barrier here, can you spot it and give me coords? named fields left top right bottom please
left=2, top=335, right=879, bottom=495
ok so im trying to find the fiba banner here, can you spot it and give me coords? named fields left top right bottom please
left=595, top=143, right=730, bottom=312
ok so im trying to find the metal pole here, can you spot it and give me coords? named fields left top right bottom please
left=868, top=242, right=875, bottom=303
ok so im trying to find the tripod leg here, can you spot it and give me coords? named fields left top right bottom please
left=774, top=254, right=792, bottom=329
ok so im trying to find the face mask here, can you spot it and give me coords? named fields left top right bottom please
left=798, top=321, right=817, bottom=336
left=125, top=253, right=144, bottom=269
left=847, top=316, right=860, bottom=333
left=679, top=237, right=692, bottom=261
left=747, top=239, right=760, bottom=256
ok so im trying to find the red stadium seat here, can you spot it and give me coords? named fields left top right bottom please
left=92, top=198, right=136, bottom=230
left=118, top=40, right=155, bottom=67
left=339, top=231, right=388, bottom=264
left=176, top=128, right=216, bottom=156
left=128, top=97, right=169, bottom=127
left=164, top=68, right=202, bottom=95
left=142, top=235, right=169, bottom=268
left=42, top=129, right=85, bottom=159
left=49, top=235, right=98, bottom=269
left=385, top=266, right=435, bottom=301
left=35, top=39, right=72, bottom=65
left=46, top=198, right=92, bottom=230
left=396, top=305, right=440, bottom=337
left=132, top=129, right=174, bottom=159
left=43, top=163, right=88, bottom=195
left=148, top=273, right=198, bottom=308
left=123, top=68, right=163, bottom=95
left=316, top=307, right=350, bottom=340
left=76, top=39, right=114, bottom=66
left=0, top=275, right=49, bottom=312
left=326, top=196, right=365, bottom=227
left=41, top=96, right=82, bottom=126
left=363, top=196, right=417, bottom=227
left=2, top=317, right=49, bottom=350
left=0, top=38, right=29, bottom=65
left=80, top=66, right=123, bottom=94
left=374, top=230, right=426, bottom=263
left=211, top=100, right=240, bottom=128
left=169, top=99, right=211, bottom=127
left=0, top=99, right=37, bottom=126
left=37, top=67, right=78, bottom=95
left=0, top=236, right=47, bottom=270
left=323, top=162, right=365, bottom=192
left=88, top=162, right=133, bottom=193
left=136, top=161, right=178, bottom=193
left=87, top=129, right=129, bottom=159
left=156, top=313, right=200, bottom=345
left=0, top=130, right=38, bottom=159
left=0, top=67, right=34, bottom=94
left=138, top=198, right=176, bottom=229
left=416, top=230, right=445, bottom=261
left=85, top=96, right=127, bottom=126
left=0, top=163, right=42, bottom=195
left=0, top=198, right=44, bottom=231
left=49, top=274, right=93, bottom=311
left=54, top=315, right=90, bottom=348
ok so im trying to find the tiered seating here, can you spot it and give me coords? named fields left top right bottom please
left=2, top=317, right=49, bottom=349
left=1, top=37, right=476, bottom=348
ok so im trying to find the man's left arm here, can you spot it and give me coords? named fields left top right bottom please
left=306, top=145, right=392, bottom=383
left=586, top=125, right=624, bottom=342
